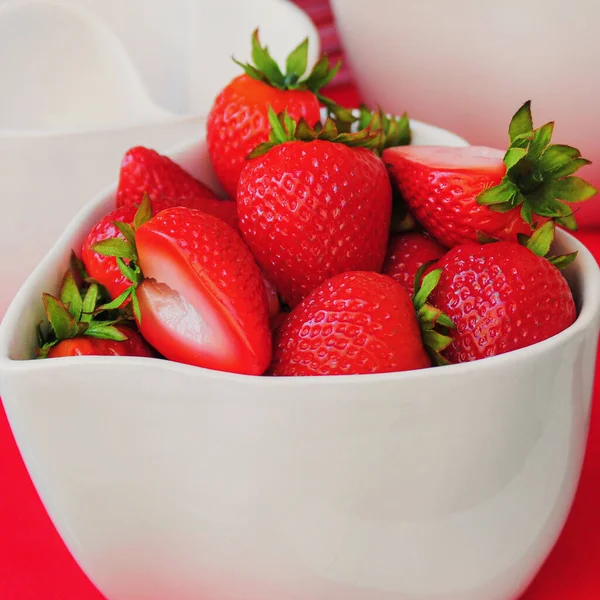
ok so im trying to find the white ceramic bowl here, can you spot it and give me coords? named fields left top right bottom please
left=1, top=126, right=600, bottom=600
left=330, top=0, right=600, bottom=227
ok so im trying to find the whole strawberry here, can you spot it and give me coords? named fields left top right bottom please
left=429, top=223, right=577, bottom=363
left=383, top=101, right=597, bottom=247
left=383, top=232, right=446, bottom=294
left=92, top=199, right=272, bottom=375
left=36, top=260, right=154, bottom=359
left=237, top=110, right=392, bottom=307
left=116, top=146, right=237, bottom=227
left=82, top=194, right=237, bottom=301
left=207, top=30, right=339, bottom=198
left=271, top=270, right=452, bottom=376
left=47, top=325, right=153, bottom=358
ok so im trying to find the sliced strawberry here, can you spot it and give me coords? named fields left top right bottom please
left=82, top=196, right=238, bottom=301
left=383, top=145, right=534, bottom=247
left=134, top=208, right=271, bottom=375
left=384, top=102, right=597, bottom=247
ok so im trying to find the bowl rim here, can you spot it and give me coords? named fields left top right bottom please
left=1, top=131, right=599, bottom=390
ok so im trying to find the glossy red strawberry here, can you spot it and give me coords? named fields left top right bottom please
left=237, top=111, right=392, bottom=307
left=82, top=196, right=238, bottom=300
left=271, top=271, right=431, bottom=376
left=93, top=202, right=272, bottom=375
left=116, top=146, right=237, bottom=228
left=37, top=263, right=154, bottom=359
left=429, top=234, right=577, bottom=364
left=207, top=30, right=339, bottom=198
left=383, top=232, right=446, bottom=294
left=48, top=325, right=153, bottom=358
left=383, top=102, right=596, bottom=247
left=82, top=203, right=144, bottom=300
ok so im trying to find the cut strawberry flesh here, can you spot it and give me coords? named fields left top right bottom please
left=136, top=237, right=264, bottom=375
left=385, top=145, right=506, bottom=174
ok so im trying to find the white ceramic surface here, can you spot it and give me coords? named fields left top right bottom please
left=1, top=131, right=600, bottom=600
left=0, top=0, right=320, bottom=320
left=330, top=0, right=600, bottom=227
left=0, top=0, right=321, bottom=117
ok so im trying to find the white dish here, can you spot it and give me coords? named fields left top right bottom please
left=1, top=127, right=599, bottom=600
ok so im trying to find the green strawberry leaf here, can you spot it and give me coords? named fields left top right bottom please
left=69, top=251, right=88, bottom=283
left=478, top=179, right=517, bottom=206
left=42, top=293, right=78, bottom=340
left=59, top=269, right=83, bottom=321
left=36, top=321, right=46, bottom=348
left=538, top=144, right=581, bottom=174
left=133, top=193, right=153, bottom=230
left=319, top=95, right=356, bottom=132
left=285, top=37, right=309, bottom=81
left=524, top=221, right=555, bottom=257
left=250, top=30, right=284, bottom=87
left=520, top=200, right=534, bottom=225
left=551, top=201, right=579, bottom=231
left=503, top=147, right=528, bottom=170
left=85, top=322, right=128, bottom=341
left=549, top=176, right=598, bottom=203
left=413, top=267, right=443, bottom=310
left=232, top=58, right=264, bottom=82
left=92, top=238, right=136, bottom=260
left=116, top=257, right=141, bottom=284
left=508, top=101, right=533, bottom=143
left=547, top=158, right=591, bottom=180
left=547, top=252, right=578, bottom=270
left=114, top=221, right=136, bottom=246
left=80, top=283, right=99, bottom=323
left=98, top=287, right=133, bottom=311
left=131, top=289, right=142, bottom=324
left=528, top=122, right=554, bottom=160
left=304, top=56, right=341, bottom=91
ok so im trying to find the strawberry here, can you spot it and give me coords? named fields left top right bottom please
left=93, top=199, right=272, bottom=375
left=428, top=222, right=577, bottom=363
left=383, top=232, right=446, bottom=294
left=383, top=101, right=597, bottom=247
left=36, top=258, right=153, bottom=359
left=82, top=194, right=238, bottom=301
left=262, top=274, right=281, bottom=321
left=81, top=203, right=147, bottom=301
left=270, top=270, right=453, bottom=376
left=237, top=109, right=393, bottom=307
left=116, top=146, right=237, bottom=228
left=207, top=30, right=339, bottom=198
left=47, top=325, right=153, bottom=358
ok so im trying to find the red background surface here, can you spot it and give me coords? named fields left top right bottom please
left=1, top=20, right=600, bottom=597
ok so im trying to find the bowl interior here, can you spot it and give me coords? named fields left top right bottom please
left=1, top=127, right=599, bottom=380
